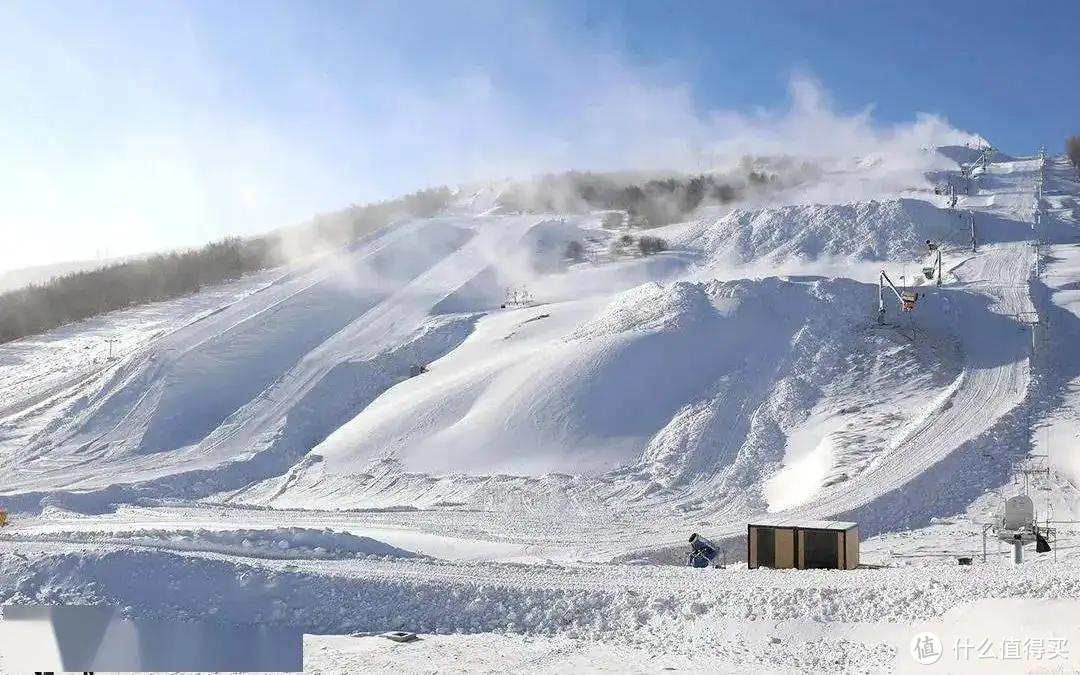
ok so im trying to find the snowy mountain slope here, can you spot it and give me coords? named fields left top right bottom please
left=273, top=154, right=1048, bottom=559
left=781, top=245, right=1033, bottom=533
left=1028, top=157, right=1080, bottom=503
left=229, top=162, right=1042, bottom=539
left=227, top=273, right=977, bottom=523
left=0, top=150, right=1050, bottom=520
left=0, top=219, right=468, bottom=490
left=0, top=272, right=283, bottom=418
left=3, top=144, right=1080, bottom=673
left=933, top=143, right=1011, bottom=166
left=242, top=276, right=947, bottom=497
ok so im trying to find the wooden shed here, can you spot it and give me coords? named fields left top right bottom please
left=747, top=519, right=859, bottom=570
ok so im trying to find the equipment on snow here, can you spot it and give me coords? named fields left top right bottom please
left=922, top=244, right=943, bottom=286
left=1035, top=527, right=1052, bottom=554
left=687, top=532, right=719, bottom=568
left=900, top=291, right=919, bottom=311
left=878, top=270, right=919, bottom=320
left=380, top=631, right=420, bottom=643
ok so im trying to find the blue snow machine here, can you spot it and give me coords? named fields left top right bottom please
left=687, top=532, right=718, bottom=568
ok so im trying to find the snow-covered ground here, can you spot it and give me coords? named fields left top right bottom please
left=2, top=145, right=1079, bottom=673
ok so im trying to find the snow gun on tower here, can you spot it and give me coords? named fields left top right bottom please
left=878, top=270, right=919, bottom=323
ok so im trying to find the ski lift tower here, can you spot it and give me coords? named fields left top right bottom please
left=104, top=337, right=119, bottom=362
left=921, top=246, right=943, bottom=287
left=959, top=163, right=973, bottom=194
left=1016, top=311, right=1044, bottom=354
left=1017, top=454, right=1052, bottom=496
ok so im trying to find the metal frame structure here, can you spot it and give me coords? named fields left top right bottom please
left=921, top=247, right=943, bottom=287
left=878, top=270, right=918, bottom=323
left=981, top=454, right=1057, bottom=563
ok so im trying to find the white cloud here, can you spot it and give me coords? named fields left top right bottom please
left=0, top=1, right=983, bottom=271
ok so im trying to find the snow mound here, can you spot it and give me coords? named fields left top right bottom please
left=301, top=279, right=747, bottom=480
left=935, top=144, right=1012, bottom=166
left=251, top=274, right=971, bottom=521
left=1, top=527, right=420, bottom=560
left=679, top=198, right=968, bottom=267
left=3, top=548, right=1078, bottom=653
left=565, top=280, right=719, bottom=338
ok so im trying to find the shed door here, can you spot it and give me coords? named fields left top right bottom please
left=803, top=530, right=839, bottom=569
left=756, top=527, right=776, bottom=568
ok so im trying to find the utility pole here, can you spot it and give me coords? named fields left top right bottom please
left=1018, top=314, right=1042, bottom=355
left=1033, top=170, right=1041, bottom=277
left=969, top=211, right=977, bottom=252
left=105, top=338, right=118, bottom=361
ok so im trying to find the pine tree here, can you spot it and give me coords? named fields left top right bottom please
left=1067, top=136, right=1080, bottom=172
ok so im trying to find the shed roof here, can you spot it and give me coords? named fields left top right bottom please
left=748, top=518, right=857, bottom=531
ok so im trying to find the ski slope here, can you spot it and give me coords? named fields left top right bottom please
left=3, top=144, right=1080, bottom=673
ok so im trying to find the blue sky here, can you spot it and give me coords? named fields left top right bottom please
left=0, top=0, right=1075, bottom=271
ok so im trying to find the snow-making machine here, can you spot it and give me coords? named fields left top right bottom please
left=686, top=533, right=720, bottom=568
left=878, top=270, right=920, bottom=323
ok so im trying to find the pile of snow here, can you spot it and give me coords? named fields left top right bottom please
left=243, top=272, right=969, bottom=522
left=0, top=548, right=1075, bottom=672
left=678, top=198, right=968, bottom=268
left=564, top=280, right=720, bottom=338
left=0, top=527, right=419, bottom=561
left=934, top=144, right=1012, bottom=166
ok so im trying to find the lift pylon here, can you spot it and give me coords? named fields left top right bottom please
left=921, top=246, right=942, bottom=287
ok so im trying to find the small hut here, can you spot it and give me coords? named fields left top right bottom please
left=747, top=518, right=859, bottom=570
